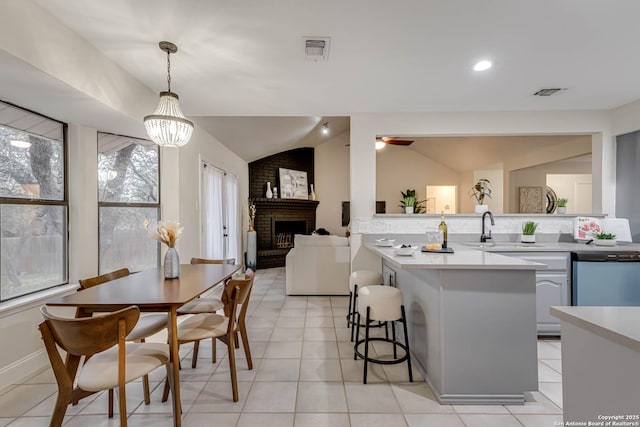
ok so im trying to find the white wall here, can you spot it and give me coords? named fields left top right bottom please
left=473, top=166, right=504, bottom=214
left=0, top=0, right=249, bottom=389
left=315, top=131, right=350, bottom=235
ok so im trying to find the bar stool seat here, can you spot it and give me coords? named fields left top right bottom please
left=354, top=285, right=413, bottom=384
left=347, top=270, right=383, bottom=342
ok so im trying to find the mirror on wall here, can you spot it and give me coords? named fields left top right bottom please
left=375, top=135, right=593, bottom=214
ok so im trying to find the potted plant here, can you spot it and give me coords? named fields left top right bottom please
left=521, top=221, right=538, bottom=243
left=556, top=198, right=568, bottom=214
left=592, top=232, right=616, bottom=246
left=470, top=179, right=492, bottom=213
left=399, top=189, right=425, bottom=214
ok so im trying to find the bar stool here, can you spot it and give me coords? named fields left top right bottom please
left=353, top=285, right=413, bottom=384
left=346, top=271, right=383, bottom=342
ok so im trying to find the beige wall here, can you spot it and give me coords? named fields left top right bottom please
left=375, top=145, right=460, bottom=214
left=315, top=131, right=350, bottom=235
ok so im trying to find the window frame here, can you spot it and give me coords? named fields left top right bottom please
left=96, top=132, right=161, bottom=274
left=0, top=99, right=69, bottom=302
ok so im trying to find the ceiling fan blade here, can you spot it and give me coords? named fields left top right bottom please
left=386, top=139, right=413, bottom=146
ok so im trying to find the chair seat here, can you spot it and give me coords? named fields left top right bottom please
left=125, top=314, right=168, bottom=341
left=177, top=297, right=224, bottom=315
left=177, top=313, right=229, bottom=342
left=77, top=342, right=170, bottom=392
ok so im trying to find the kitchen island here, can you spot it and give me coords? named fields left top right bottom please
left=365, top=243, right=545, bottom=404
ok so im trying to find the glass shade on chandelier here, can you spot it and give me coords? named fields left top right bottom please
left=144, top=91, right=194, bottom=147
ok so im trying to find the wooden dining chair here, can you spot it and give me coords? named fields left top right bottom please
left=163, top=269, right=254, bottom=402
left=78, top=268, right=168, bottom=405
left=39, top=305, right=172, bottom=427
left=176, top=258, right=236, bottom=315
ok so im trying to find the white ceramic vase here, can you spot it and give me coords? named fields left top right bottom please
left=475, top=204, right=489, bottom=214
left=266, top=181, right=273, bottom=198
left=557, top=207, right=566, bottom=214
left=164, top=247, right=180, bottom=279
left=405, top=207, right=414, bottom=214
left=309, top=184, right=316, bottom=200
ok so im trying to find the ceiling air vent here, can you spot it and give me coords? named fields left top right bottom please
left=303, top=37, right=331, bottom=62
left=533, top=88, right=566, bottom=96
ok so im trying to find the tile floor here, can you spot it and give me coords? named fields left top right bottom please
left=0, top=267, right=564, bottom=426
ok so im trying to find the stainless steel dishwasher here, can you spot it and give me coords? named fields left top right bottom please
left=571, top=251, right=640, bottom=306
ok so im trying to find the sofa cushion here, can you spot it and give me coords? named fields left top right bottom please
left=294, top=234, right=349, bottom=247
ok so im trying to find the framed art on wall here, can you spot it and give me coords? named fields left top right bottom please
left=278, top=168, right=308, bottom=199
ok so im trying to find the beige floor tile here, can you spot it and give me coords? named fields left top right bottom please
left=305, top=316, right=334, bottom=328
left=131, top=381, right=205, bottom=415
left=237, top=413, right=294, bottom=427
left=299, top=359, right=343, bottom=381
left=255, top=358, right=300, bottom=381
left=271, top=327, right=304, bottom=341
left=458, top=413, right=522, bottom=427
left=390, top=383, right=454, bottom=414
left=263, top=341, right=303, bottom=358
left=124, top=414, right=175, bottom=426
left=294, top=413, right=350, bottom=427
left=243, top=382, right=297, bottom=413
left=0, top=384, right=56, bottom=417
left=0, top=419, right=14, bottom=427
left=210, top=355, right=258, bottom=382
left=351, top=413, right=408, bottom=427
left=506, top=391, right=562, bottom=415
left=344, top=383, right=401, bottom=413
left=22, top=368, right=55, bottom=385
left=452, top=404, right=509, bottom=414
left=64, top=414, right=118, bottom=427
left=182, top=412, right=239, bottom=426
left=405, top=413, right=466, bottom=427
left=540, top=359, right=562, bottom=374
left=537, top=361, right=562, bottom=383
left=303, top=327, right=336, bottom=341
left=306, top=308, right=332, bottom=318
left=301, top=341, right=340, bottom=359
left=246, top=327, right=275, bottom=341
left=189, top=381, right=251, bottom=413
left=537, top=342, right=561, bottom=359
left=3, top=417, right=57, bottom=427
left=337, top=341, right=358, bottom=359
left=515, top=414, right=564, bottom=427
left=340, top=359, right=387, bottom=383
left=538, top=382, right=563, bottom=408
left=295, top=382, right=347, bottom=413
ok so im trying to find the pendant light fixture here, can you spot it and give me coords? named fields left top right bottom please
left=144, top=41, right=194, bottom=147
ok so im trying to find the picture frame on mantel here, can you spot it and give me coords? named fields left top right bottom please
left=279, top=168, right=308, bottom=199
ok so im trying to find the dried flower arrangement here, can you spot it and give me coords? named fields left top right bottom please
left=144, top=220, right=183, bottom=248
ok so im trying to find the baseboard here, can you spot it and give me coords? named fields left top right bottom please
left=0, top=349, right=49, bottom=394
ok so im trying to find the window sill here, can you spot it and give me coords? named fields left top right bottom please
left=0, top=284, right=79, bottom=318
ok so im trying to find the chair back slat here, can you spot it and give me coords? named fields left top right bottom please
left=40, top=305, right=140, bottom=356
left=190, top=258, right=236, bottom=265
left=221, top=269, right=254, bottom=319
left=78, top=268, right=130, bottom=289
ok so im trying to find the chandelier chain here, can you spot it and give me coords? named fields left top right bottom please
left=166, top=50, right=171, bottom=92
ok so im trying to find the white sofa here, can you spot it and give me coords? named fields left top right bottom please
left=285, top=234, right=350, bottom=295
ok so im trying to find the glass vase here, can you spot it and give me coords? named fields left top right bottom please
left=164, top=247, right=180, bottom=279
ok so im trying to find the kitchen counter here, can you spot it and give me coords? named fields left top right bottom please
left=365, top=243, right=547, bottom=270
left=456, top=241, right=640, bottom=253
left=550, top=306, right=640, bottom=422
left=372, top=243, right=540, bottom=405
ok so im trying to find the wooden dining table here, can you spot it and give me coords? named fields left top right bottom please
left=46, top=263, right=241, bottom=427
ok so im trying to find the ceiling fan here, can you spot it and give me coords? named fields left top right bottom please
left=345, top=136, right=415, bottom=148
left=376, top=136, right=414, bottom=147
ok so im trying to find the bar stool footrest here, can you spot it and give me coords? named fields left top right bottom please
left=354, top=337, right=409, bottom=365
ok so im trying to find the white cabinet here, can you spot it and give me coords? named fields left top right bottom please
left=498, top=252, right=570, bottom=336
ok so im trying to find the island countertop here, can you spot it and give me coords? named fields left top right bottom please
left=365, top=243, right=546, bottom=270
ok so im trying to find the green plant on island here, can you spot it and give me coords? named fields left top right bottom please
left=399, top=189, right=426, bottom=213
left=522, top=221, right=538, bottom=236
left=556, top=198, right=568, bottom=207
left=593, top=232, right=616, bottom=240
left=470, top=179, right=492, bottom=205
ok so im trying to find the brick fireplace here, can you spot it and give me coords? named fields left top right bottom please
left=253, top=198, right=319, bottom=268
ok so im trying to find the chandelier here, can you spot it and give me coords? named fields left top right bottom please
left=144, top=41, right=194, bottom=147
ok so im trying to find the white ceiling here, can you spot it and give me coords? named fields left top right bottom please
left=10, top=0, right=640, bottom=160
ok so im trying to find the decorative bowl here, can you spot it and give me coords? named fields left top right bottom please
left=395, top=246, right=415, bottom=256
left=593, top=238, right=616, bottom=247
left=375, top=238, right=395, bottom=247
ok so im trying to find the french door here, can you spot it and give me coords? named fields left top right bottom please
left=201, top=162, right=239, bottom=262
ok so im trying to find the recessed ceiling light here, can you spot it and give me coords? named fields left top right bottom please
left=473, top=60, right=492, bottom=71
left=321, top=122, right=329, bottom=135
left=375, top=140, right=386, bottom=150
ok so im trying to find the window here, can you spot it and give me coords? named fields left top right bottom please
left=0, top=100, right=68, bottom=302
left=98, top=133, right=159, bottom=273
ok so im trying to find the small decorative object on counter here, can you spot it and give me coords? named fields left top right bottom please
left=439, top=211, right=448, bottom=248
left=556, top=198, right=568, bottom=214
left=273, top=186, right=278, bottom=198
left=521, top=221, right=538, bottom=244
left=266, top=181, right=273, bottom=198
left=592, top=232, right=616, bottom=246
left=399, top=189, right=425, bottom=213
left=145, top=219, right=183, bottom=278
left=309, top=184, right=316, bottom=200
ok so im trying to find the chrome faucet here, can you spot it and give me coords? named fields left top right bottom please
left=480, top=211, right=495, bottom=243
